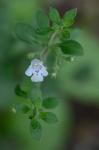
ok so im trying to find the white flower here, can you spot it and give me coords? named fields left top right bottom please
left=25, top=59, right=48, bottom=82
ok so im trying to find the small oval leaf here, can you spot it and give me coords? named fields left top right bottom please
left=30, top=119, right=42, bottom=140
left=49, top=7, right=61, bottom=24
left=60, top=40, right=83, bottom=56
left=36, top=27, right=52, bottom=35
left=15, top=84, right=27, bottom=98
left=16, top=104, right=31, bottom=114
left=42, top=97, right=58, bottom=109
left=40, top=112, right=58, bottom=124
left=63, top=8, right=77, bottom=27
left=36, top=9, right=49, bottom=29
left=15, top=23, right=38, bottom=44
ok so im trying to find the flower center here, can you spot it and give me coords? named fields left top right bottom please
left=32, top=63, right=43, bottom=73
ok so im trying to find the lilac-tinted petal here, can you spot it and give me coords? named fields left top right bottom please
left=31, top=59, right=42, bottom=66
left=25, top=58, right=48, bottom=82
left=41, top=66, right=48, bottom=77
left=25, top=65, right=33, bottom=77
left=31, top=73, right=44, bottom=82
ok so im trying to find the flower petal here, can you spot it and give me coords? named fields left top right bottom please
left=41, top=66, right=48, bottom=77
left=31, top=73, right=44, bottom=82
left=31, top=59, right=42, bottom=66
left=25, top=65, right=33, bottom=77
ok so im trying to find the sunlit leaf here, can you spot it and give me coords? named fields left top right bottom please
left=63, top=8, right=77, bottom=27
left=40, top=112, right=58, bottom=124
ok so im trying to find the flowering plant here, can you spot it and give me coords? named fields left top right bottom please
left=14, top=7, right=83, bottom=140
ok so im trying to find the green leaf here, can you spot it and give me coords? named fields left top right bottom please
left=36, top=27, right=52, bottom=35
left=32, top=98, right=42, bottom=108
left=40, top=112, right=58, bottom=124
left=60, top=29, right=70, bottom=41
left=29, top=107, right=37, bottom=119
left=59, top=40, right=83, bottom=56
left=16, top=104, right=31, bottom=114
left=36, top=9, right=49, bottom=29
left=21, top=105, right=31, bottom=114
left=15, top=23, right=38, bottom=44
left=15, top=84, right=27, bottom=98
left=49, top=7, right=61, bottom=24
left=30, top=119, right=42, bottom=140
left=63, top=8, right=77, bottom=27
left=42, top=97, right=58, bottom=109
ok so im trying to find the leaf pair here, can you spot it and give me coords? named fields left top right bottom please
left=15, top=85, right=58, bottom=140
left=49, top=7, right=83, bottom=56
left=29, top=97, right=58, bottom=140
left=49, top=7, right=77, bottom=27
left=30, top=111, right=58, bottom=140
left=15, top=10, right=51, bottom=47
left=40, top=97, right=58, bottom=124
left=15, top=7, right=77, bottom=45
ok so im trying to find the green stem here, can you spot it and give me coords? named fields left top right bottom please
left=48, top=31, right=58, bottom=47
left=40, top=31, right=58, bottom=62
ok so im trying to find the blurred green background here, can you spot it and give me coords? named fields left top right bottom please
left=1, top=0, right=99, bottom=150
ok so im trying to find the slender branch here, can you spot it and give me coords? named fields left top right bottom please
left=40, top=31, right=58, bottom=61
